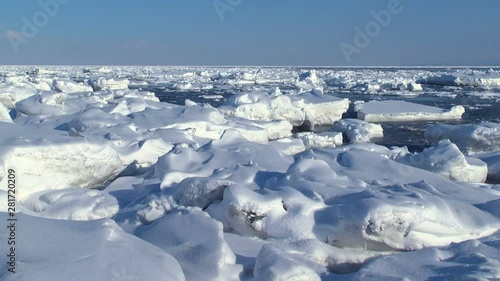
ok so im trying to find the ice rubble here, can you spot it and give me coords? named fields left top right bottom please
left=426, top=122, right=500, bottom=155
left=1, top=65, right=499, bottom=281
left=356, top=100, right=465, bottom=122
left=420, top=69, right=500, bottom=87
left=331, top=119, right=383, bottom=143
left=221, top=88, right=349, bottom=129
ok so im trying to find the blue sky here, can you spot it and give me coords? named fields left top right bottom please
left=0, top=0, right=499, bottom=66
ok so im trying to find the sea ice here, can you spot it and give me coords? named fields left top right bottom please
left=393, top=140, right=488, bottom=183
left=425, top=122, right=500, bottom=155
left=0, top=213, right=185, bottom=281
left=331, top=119, right=383, bottom=143
left=136, top=210, right=242, bottom=281
left=355, top=100, right=465, bottom=122
left=20, top=188, right=119, bottom=220
left=0, top=123, right=123, bottom=200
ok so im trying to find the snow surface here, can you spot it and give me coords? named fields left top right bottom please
left=0, top=65, right=499, bottom=281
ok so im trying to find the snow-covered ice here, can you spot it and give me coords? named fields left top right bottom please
left=393, top=140, right=488, bottom=183
left=426, top=122, right=500, bottom=155
left=331, top=119, right=383, bottom=143
left=0, top=213, right=185, bottom=281
left=221, top=88, right=349, bottom=129
left=0, top=65, right=499, bottom=281
left=356, top=100, right=465, bottom=122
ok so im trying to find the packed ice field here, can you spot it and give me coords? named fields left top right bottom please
left=0, top=65, right=499, bottom=281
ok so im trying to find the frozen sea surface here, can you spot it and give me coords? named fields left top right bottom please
left=1, top=65, right=499, bottom=281
left=134, top=67, right=500, bottom=151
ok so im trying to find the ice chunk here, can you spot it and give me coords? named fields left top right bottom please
left=53, top=79, right=93, bottom=93
left=130, top=105, right=269, bottom=143
left=174, top=177, right=234, bottom=209
left=408, top=82, right=423, bottom=91
left=0, top=102, right=12, bottom=123
left=289, top=88, right=350, bottom=129
left=0, top=123, right=123, bottom=200
left=221, top=89, right=349, bottom=128
left=153, top=129, right=293, bottom=188
left=331, top=119, right=383, bottom=143
left=295, top=69, right=325, bottom=90
left=477, top=152, right=500, bottom=182
left=0, top=84, right=38, bottom=108
left=356, top=100, right=465, bottom=122
left=90, top=77, right=130, bottom=91
left=394, top=140, right=488, bottom=183
left=425, top=122, right=500, bottom=155
left=221, top=92, right=305, bottom=126
left=296, top=132, right=344, bottom=149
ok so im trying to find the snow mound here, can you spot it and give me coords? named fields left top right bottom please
left=136, top=210, right=241, bottom=281
left=274, top=146, right=499, bottom=250
left=254, top=244, right=321, bottom=281
left=356, top=100, right=465, bottom=122
left=331, top=119, right=383, bottom=143
left=20, top=188, right=119, bottom=220
left=0, top=213, right=185, bottom=281
left=0, top=123, right=123, bottom=200
left=153, top=129, right=293, bottom=188
left=130, top=104, right=269, bottom=143
left=425, top=122, right=500, bottom=155
left=354, top=236, right=500, bottom=280
left=394, top=140, right=488, bottom=183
